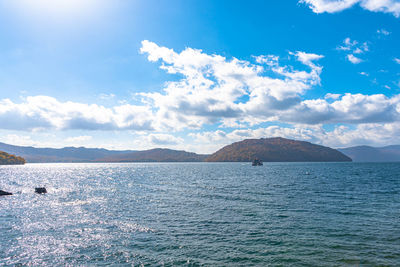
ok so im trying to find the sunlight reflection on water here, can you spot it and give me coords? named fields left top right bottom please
left=1, top=162, right=400, bottom=265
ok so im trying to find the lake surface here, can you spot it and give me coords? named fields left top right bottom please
left=1, top=162, right=399, bottom=266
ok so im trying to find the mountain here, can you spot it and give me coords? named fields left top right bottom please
left=0, top=142, right=134, bottom=163
left=205, top=137, right=352, bottom=162
left=338, top=145, right=400, bottom=162
left=97, top=148, right=208, bottom=162
left=0, top=151, right=25, bottom=165
left=0, top=137, right=354, bottom=163
left=0, top=142, right=206, bottom=163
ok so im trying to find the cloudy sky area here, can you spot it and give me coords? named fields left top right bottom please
left=0, top=0, right=399, bottom=153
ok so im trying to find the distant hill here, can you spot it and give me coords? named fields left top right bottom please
left=98, top=148, right=208, bottom=162
left=0, top=138, right=362, bottom=163
left=338, top=145, right=400, bottom=162
left=0, top=151, right=25, bottom=165
left=0, top=142, right=206, bottom=163
left=0, top=142, right=134, bottom=163
left=205, top=137, right=351, bottom=162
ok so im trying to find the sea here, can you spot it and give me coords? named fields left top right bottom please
left=1, top=162, right=399, bottom=266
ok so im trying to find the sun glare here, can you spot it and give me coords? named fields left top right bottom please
left=6, top=0, right=106, bottom=23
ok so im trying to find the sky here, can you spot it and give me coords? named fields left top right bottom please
left=0, top=0, right=399, bottom=153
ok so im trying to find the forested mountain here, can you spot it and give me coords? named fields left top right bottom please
left=205, top=137, right=351, bottom=162
left=0, top=151, right=25, bottom=165
left=0, top=142, right=134, bottom=163
left=0, top=142, right=206, bottom=163
left=98, top=148, right=208, bottom=162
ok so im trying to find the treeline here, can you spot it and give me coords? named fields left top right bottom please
left=0, top=151, right=26, bottom=165
left=98, top=148, right=208, bottom=162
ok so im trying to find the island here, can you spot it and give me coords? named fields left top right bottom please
left=205, top=137, right=352, bottom=162
left=0, top=151, right=26, bottom=165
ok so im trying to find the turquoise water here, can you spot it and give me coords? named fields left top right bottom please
left=1, top=162, right=399, bottom=266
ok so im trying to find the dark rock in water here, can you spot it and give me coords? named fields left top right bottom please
left=0, top=190, right=13, bottom=196
left=35, top=187, right=47, bottom=194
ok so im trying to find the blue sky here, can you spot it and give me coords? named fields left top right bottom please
left=0, top=0, right=399, bottom=153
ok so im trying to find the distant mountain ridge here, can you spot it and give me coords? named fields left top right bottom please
left=205, top=137, right=351, bottom=162
left=9, top=138, right=400, bottom=163
left=0, top=142, right=207, bottom=163
left=0, top=142, right=135, bottom=163
left=98, top=148, right=208, bottom=162
left=338, top=145, right=400, bottom=162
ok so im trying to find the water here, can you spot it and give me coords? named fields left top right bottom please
left=1, top=162, right=399, bottom=266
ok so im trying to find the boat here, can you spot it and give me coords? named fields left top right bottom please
left=252, top=158, right=263, bottom=166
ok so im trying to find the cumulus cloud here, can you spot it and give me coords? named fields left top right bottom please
left=300, top=0, right=359, bottom=13
left=337, top=37, right=368, bottom=64
left=337, top=37, right=358, bottom=51
left=65, top=135, right=93, bottom=143
left=341, top=38, right=368, bottom=53
left=139, top=40, right=323, bottom=129
left=293, top=51, right=324, bottom=67
left=0, top=96, right=154, bottom=131
left=281, top=93, right=400, bottom=124
left=347, top=54, right=363, bottom=64
left=325, top=93, right=342, bottom=99
left=300, top=0, right=400, bottom=17
left=0, top=134, right=37, bottom=146
left=2, top=41, right=400, bottom=151
left=139, top=41, right=400, bottom=128
left=147, top=134, right=184, bottom=146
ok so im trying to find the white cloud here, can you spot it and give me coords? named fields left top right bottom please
left=282, top=93, right=400, bottom=124
left=2, top=41, right=400, bottom=151
left=147, top=134, right=184, bottom=146
left=360, top=0, right=400, bottom=17
left=0, top=134, right=37, bottom=146
left=359, top=71, right=369, bottom=76
left=337, top=37, right=358, bottom=51
left=394, top=58, right=400, bottom=64
left=337, top=38, right=368, bottom=63
left=139, top=40, right=323, bottom=130
left=377, top=29, right=391, bottom=35
left=353, top=48, right=363, bottom=54
left=301, top=0, right=400, bottom=17
left=0, top=96, right=154, bottom=131
left=347, top=54, right=363, bottom=64
left=65, top=135, right=93, bottom=143
left=254, top=55, right=279, bottom=65
left=294, top=51, right=324, bottom=67
left=300, top=0, right=359, bottom=13
left=325, top=93, right=342, bottom=99
left=98, top=93, right=115, bottom=100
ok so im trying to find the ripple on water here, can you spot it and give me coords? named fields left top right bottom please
left=1, top=162, right=400, bottom=265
